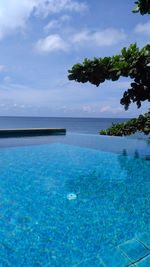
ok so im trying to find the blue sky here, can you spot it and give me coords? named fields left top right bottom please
left=0, top=0, right=149, bottom=117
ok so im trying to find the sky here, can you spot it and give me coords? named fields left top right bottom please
left=0, top=0, right=149, bottom=118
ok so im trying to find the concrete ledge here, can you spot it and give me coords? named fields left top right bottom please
left=0, top=128, right=66, bottom=138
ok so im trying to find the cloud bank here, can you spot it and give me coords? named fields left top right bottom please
left=35, top=28, right=126, bottom=53
left=35, top=34, right=69, bottom=52
left=71, top=28, right=126, bottom=46
left=0, top=0, right=87, bottom=39
left=135, top=20, right=150, bottom=35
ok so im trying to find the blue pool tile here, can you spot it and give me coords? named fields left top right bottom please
left=99, top=247, right=130, bottom=267
left=0, top=143, right=149, bottom=266
left=136, top=232, right=150, bottom=249
left=0, top=258, right=12, bottom=267
left=77, top=256, right=106, bottom=267
left=119, top=239, right=149, bottom=263
left=135, top=254, right=150, bottom=266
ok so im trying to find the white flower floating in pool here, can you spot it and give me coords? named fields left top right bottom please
left=67, top=193, right=77, bottom=200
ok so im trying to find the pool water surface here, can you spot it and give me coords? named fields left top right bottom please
left=0, top=139, right=149, bottom=266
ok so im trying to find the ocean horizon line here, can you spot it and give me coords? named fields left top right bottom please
left=0, top=115, right=133, bottom=119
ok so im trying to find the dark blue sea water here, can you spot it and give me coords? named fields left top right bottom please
left=0, top=116, right=128, bottom=134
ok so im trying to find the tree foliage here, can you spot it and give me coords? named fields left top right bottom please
left=100, top=112, right=150, bottom=136
left=68, top=44, right=150, bottom=110
left=133, top=0, right=150, bottom=14
left=68, top=0, right=150, bottom=136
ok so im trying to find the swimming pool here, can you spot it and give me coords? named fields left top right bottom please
left=0, top=134, right=149, bottom=266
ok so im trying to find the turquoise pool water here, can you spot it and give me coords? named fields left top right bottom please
left=0, top=135, right=149, bottom=266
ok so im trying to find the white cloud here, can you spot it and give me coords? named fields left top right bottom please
left=0, top=65, right=6, bottom=72
left=71, top=28, right=126, bottom=46
left=3, top=76, right=12, bottom=83
left=0, top=82, right=148, bottom=117
left=100, top=105, right=112, bottom=113
left=0, top=0, right=34, bottom=39
left=35, top=0, right=87, bottom=17
left=44, top=15, right=71, bottom=32
left=82, top=105, right=93, bottom=113
left=35, top=34, right=69, bottom=52
left=61, top=14, right=72, bottom=22
left=81, top=104, right=124, bottom=114
left=0, top=0, right=87, bottom=39
left=100, top=105, right=123, bottom=114
left=135, top=20, right=150, bottom=35
left=35, top=27, right=126, bottom=53
left=44, top=20, right=61, bottom=31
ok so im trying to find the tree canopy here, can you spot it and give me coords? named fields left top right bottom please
left=99, top=112, right=150, bottom=136
left=68, top=44, right=150, bottom=111
left=133, top=0, right=150, bottom=14
left=68, top=0, right=150, bottom=137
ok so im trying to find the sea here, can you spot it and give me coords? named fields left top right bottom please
left=0, top=116, right=129, bottom=135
